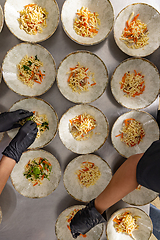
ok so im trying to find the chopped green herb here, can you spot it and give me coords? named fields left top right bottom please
left=22, top=65, right=31, bottom=72
left=28, top=60, right=32, bottom=66
left=35, top=55, right=39, bottom=61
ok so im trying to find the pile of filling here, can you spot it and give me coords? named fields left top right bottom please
left=23, top=157, right=52, bottom=186
left=120, top=70, right=145, bottom=97
left=74, top=7, right=100, bottom=38
left=120, top=12, right=149, bottom=49
left=67, top=62, right=96, bottom=93
left=113, top=211, right=140, bottom=236
left=17, top=55, right=45, bottom=87
left=66, top=208, right=87, bottom=238
left=18, top=3, right=48, bottom=35
left=76, top=161, right=101, bottom=187
left=20, top=111, right=49, bottom=138
left=116, top=118, right=145, bottom=147
left=69, top=113, right=96, bottom=141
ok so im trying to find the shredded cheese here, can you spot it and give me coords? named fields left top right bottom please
left=120, top=70, right=145, bottom=97
left=67, top=62, right=96, bottom=93
left=69, top=113, right=96, bottom=141
left=74, top=7, right=100, bottom=38
left=18, top=3, right=48, bottom=35
left=113, top=211, right=140, bottom=236
left=20, top=111, right=49, bottom=139
left=17, top=55, right=45, bottom=87
left=120, top=12, right=149, bottom=49
left=66, top=209, right=87, bottom=238
left=116, top=118, right=145, bottom=147
left=76, top=161, right=101, bottom=187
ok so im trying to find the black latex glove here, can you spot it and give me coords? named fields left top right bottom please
left=70, top=199, right=106, bottom=238
left=0, top=109, right=33, bottom=132
left=2, top=121, right=37, bottom=163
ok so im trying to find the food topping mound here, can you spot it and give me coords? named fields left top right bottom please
left=76, top=161, right=101, bottom=187
left=74, top=7, right=100, bottom=38
left=67, top=62, right=96, bottom=93
left=24, top=157, right=52, bottom=186
left=120, top=70, right=145, bottom=97
left=69, top=113, right=96, bottom=141
left=17, top=55, right=45, bottom=87
left=116, top=118, right=145, bottom=147
left=120, top=12, right=149, bottom=49
left=18, top=3, right=48, bottom=35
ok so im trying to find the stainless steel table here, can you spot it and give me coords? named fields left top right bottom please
left=0, top=0, right=159, bottom=239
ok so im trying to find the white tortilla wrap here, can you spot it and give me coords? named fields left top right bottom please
left=7, top=97, right=58, bottom=149
left=114, top=3, right=160, bottom=57
left=63, top=154, right=112, bottom=202
left=111, top=110, right=159, bottom=158
left=2, top=43, right=56, bottom=96
left=106, top=207, right=153, bottom=240
left=10, top=149, right=61, bottom=198
left=111, top=58, right=160, bottom=109
left=4, top=0, right=59, bottom=42
left=55, top=205, right=104, bottom=240
left=57, top=51, right=108, bottom=103
left=59, top=104, right=109, bottom=154
left=61, top=0, right=114, bottom=45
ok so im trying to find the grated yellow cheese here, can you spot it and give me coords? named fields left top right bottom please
left=74, top=6, right=100, bottom=38
left=76, top=161, right=101, bottom=188
left=120, top=70, right=145, bottom=97
left=116, top=118, right=145, bottom=147
left=17, top=55, right=45, bottom=88
left=120, top=12, right=149, bottom=49
left=67, top=62, right=96, bottom=93
left=69, top=113, right=96, bottom=141
left=18, top=3, right=48, bottom=35
left=113, top=211, right=140, bottom=236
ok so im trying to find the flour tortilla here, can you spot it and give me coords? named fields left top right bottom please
left=59, top=104, right=109, bottom=154
left=106, top=207, right=153, bottom=240
left=2, top=43, right=56, bottom=96
left=57, top=51, right=108, bottom=103
left=10, top=149, right=61, bottom=198
left=111, top=110, right=159, bottom=158
left=7, top=97, right=58, bottom=149
left=55, top=205, right=104, bottom=240
left=63, top=154, right=112, bottom=202
left=4, top=0, right=59, bottom=42
left=61, top=0, right=114, bottom=45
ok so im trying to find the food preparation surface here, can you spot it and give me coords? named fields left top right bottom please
left=0, top=0, right=159, bottom=240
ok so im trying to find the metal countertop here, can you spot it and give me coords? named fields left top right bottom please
left=0, top=0, right=159, bottom=239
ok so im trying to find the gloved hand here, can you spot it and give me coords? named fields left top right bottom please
left=0, top=109, right=33, bottom=132
left=70, top=199, right=106, bottom=238
left=2, top=121, right=38, bottom=163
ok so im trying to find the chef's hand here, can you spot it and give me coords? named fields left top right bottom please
left=70, top=199, right=106, bottom=238
left=2, top=121, right=37, bottom=163
left=0, top=109, right=33, bottom=132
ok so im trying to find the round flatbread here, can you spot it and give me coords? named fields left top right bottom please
left=122, top=185, right=159, bottom=206
left=111, top=58, right=160, bottom=109
left=10, top=149, right=61, bottom=198
left=0, top=5, right=4, bottom=33
left=2, top=43, right=56, bottom=96
left=7, top=98, right=58, bottom=149
left=111, top=110, right=159, bottom=158
left=57, top=51, right=108, bottom=103
left=4, top=0, right=59, bottom=42
left=55, top=205, right=104, bottom=240
left=106, top=207, right=153, bottom=240
left=114, top=3, right=160, bottom=57
left=59, top=104, right=109, bottom=154
left=61, top=0, right=114, bottom=45
left=63, top=154, right=112, bottom=202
